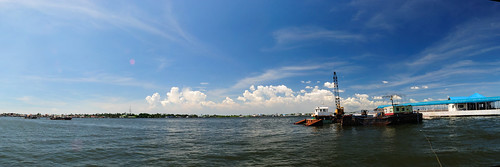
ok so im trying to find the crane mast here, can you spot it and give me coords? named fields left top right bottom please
left=333, top=72, right=344, bottom=116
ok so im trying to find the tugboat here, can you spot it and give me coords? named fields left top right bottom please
left=295, top=72, right=343, bottom=126
left=295, top=106, right=335, bottom=126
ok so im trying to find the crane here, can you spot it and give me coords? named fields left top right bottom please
left=382, top=94, right=404, bottom=107
left=333, top=72, right=344, bottom=117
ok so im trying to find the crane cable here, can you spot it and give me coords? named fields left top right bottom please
left=420, top=130, right=443, bottom=167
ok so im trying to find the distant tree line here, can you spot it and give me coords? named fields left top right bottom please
left=2, top=112, right=310, bottom=118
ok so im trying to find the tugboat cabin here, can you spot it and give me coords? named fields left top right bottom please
left=313, top=107, right=333, bottom=117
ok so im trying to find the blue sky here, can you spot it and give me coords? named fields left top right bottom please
left=1, top=0, right=499, bottom=114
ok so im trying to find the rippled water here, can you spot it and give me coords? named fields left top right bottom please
left=0, top=116, right=499, bottom=166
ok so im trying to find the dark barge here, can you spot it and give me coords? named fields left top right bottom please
left=50, top=117, right=72, bottom=120
left=295, top=105, right=423, bottom=126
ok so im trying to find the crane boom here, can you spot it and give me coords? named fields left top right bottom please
left=333, top=72, right=344, bottom=116
left=333, top=72, right=340, bottom=109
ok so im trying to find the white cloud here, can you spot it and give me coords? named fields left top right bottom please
left=301, top=80, right=312, bottom=84
left=393, top=95, right=402, bottom=100
left=222, top=97, right=235, bottom=105
left=382, top=81, right=389, bottom=84
left=145, top=92, right=160, bottom=107
left=146, top=84, right=396, bottom=114
left=162, top=87, right=182, bottom=104
left=355, top=94, right=369, bottom=99
left=200, top=82, right=209, bottom=85
left=305, top=86, right=313, bottom=89
left=182, top=88, right=207, bottom=104
left=324, top=82, right=335, bottom=88
left=372, top=96, right=383, bottom=100
left=342, top=94, right=388, bottom=112
left=411, top=85, right=429, bottom=90
left=236, top=85, right=295, bottom=104
left=249, top=85, right=256, bottom=91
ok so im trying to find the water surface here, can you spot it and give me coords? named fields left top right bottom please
left=0, top=117, right=498, bottom=166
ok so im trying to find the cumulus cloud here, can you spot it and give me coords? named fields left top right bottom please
left=422, top=85, right=429, bottom=89
left=410, top=86, right=420, bottom=90
left=164, top=87, right=182, bottom=104
left=372, top=96, right=383, bottom=100
left=146, top=85, right=394, bottom=114
left=237, top=85, right=295, bottom=104
left=145, top=92, right=161, bottom=107
left=222, top=97, right=235, bottom=105
left=382, top=81, right=389, bottom=84
left=324, top=82, right=336, bottom=88
left=342, top=94, right=388, bottom=112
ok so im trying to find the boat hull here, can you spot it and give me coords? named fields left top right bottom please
left=50, top=117, right=72, bottom=120
left=295, top=113, right=422, bottom=126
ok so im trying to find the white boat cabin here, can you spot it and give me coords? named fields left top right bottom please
left=313, top=106, right=333, bottom=117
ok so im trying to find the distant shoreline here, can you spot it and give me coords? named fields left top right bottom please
left=1, top=113, right=311, bottom=119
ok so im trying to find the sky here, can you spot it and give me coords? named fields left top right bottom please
left=1, top=0, right=500, bottom=115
